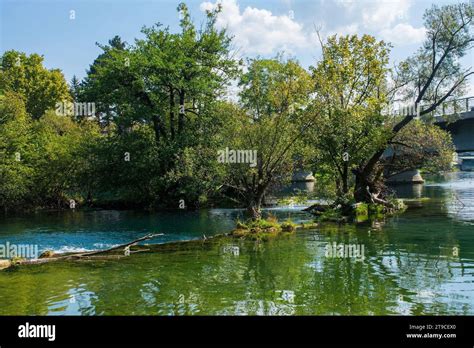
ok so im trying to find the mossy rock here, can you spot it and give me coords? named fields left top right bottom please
left=298, top=222, right=318, bottom=229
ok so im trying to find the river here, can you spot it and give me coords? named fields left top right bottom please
left=0, top=172, right=473, bottom=315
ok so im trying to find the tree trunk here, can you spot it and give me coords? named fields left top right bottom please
left=169, top=88, right=175, bottom=140
left=353, top=170, right=372, bottom=203
left=152, top=114, right=164, bottom=145
left=353, top=114, right=416, bottom=203
left=247, top=205, right=262, bottom=220
left=247, top=192, right=264, bottom=220
left=178, top=90, right=185, bottom=134
left=342, top=162, right=349, bottom=194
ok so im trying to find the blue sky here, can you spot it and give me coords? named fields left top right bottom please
left=1, top=0, right=472, bottom=93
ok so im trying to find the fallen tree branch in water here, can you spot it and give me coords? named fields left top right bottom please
left=1, top=223, right=318, bottom=271
left=64, top=233, right=164, bottom=258
left=1, top=233, right=164, bottom=269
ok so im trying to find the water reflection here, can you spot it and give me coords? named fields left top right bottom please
left=0, top=172, right=473, bottom=315
left=424, top=172, right=474, bottom=221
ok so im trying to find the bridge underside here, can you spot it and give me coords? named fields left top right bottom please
left=436, top=113, right=474, bottom=153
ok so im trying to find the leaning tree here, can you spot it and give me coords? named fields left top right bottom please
left=353, top=2, right=474, bottom=204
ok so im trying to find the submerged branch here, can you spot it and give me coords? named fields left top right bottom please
left=1, top=233, right=165, bottom=269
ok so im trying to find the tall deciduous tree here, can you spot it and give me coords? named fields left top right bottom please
left=0, top=92, right=32, bottom=212
left=353, top=3, right=473, bottom=204
left=0, top=51, right=71, bottom=119
left=309, top=34, right=391, bottom=202
left=82, top=3, right=239, bottom=143
left=81, top=35, right=127, bottom=128
left=221, top=57, right=313, bottom=219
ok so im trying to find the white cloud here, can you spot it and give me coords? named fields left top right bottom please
left=334, top=0, right=425, bottom=46
left=335, top=0, right=357, bottom=12
left=336, top=0, right=412, bottom=28
left=361, top=0, right=412, bottom=30
left=380, top=23, right=426, bottom=45
left=200, top=0, right=309, bottom=55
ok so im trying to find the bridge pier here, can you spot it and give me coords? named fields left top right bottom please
left=386, top=169, right=424, bottom=184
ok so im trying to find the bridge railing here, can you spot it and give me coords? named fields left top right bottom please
left=425, top=96, right=474, bottom=117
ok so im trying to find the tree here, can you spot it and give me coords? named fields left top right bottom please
left=82, top=3, right=239, bottom=142
left=69, top=75, right=81, bottom=101
left=28, top=111, right=100, bottom=209
left=81, top=35, right=127, bottom=128
left=382, top=120, right=455, bottom=180
left=0, top=51, right=71, bottom=119
left=221, top=57, right=313, bottom=219
left=0, top=92, right=33, bottom=212
left=353, top=3, right=473, bottom=204
left=76, top=3, right=240, bottom=208
left=309, top=34, right=391, bottom=202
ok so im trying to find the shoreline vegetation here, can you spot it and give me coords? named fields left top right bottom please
left=0, top=2, right=472, bottom=277
left=0, top=3, right=470, bottom=220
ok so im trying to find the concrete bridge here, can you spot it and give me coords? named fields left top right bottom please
left=388, top=96, right=474, bottom=182
left=434, top=96, right=474, bottom=153
left=434, top=96, right=474, bottom=171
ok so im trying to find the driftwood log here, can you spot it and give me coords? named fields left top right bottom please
left=0, top=232, right=237, bottom=270
left=0, top=222, right=318, bottom=271
left=1, top=233, right=164, bottom=269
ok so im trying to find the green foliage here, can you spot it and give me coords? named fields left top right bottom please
left=0, top=51, right=71, bottom=119
left=28, top=111, right=100, bottom=208
left=354, top=203, right=368, bottom=217
left=384, top=120, right=455, bottom=177
left=0, top=93, right=33, bottom=211
left=367, top=203, right=384, bottom=216
left=0, top=2, right=470, bottom=216
left=221, top=57, right=312, bottom=219
left=0, top=91, right=101, bottom=211
left=309, top=34, right=392, bottom=196
left=280, top=219, right=297, bottom=232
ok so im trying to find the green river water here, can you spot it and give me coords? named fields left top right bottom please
left=0, top=172, right=473, bottom=315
